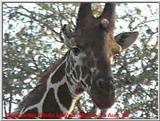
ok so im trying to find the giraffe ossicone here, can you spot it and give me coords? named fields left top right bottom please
left=12, top=3, right=139, bottom=119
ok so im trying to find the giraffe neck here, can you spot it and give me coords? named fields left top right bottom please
left=15, top=56, right=82, bottom=119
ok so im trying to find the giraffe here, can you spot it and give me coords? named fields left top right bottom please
left=10, top=3, right=139, bottom=119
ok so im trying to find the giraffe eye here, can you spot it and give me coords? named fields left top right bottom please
left=72, top=47, right=81, bottom=56
left=113, top=54, right=119, bottom=60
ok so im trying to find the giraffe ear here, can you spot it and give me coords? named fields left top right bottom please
left=114, top=32, right=139, bottom=50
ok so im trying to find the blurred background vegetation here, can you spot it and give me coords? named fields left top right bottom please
left=2, top=3, right=158, bottom=119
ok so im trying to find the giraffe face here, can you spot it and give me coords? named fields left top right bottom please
left=66, top=29, right=138, bottom=110
left=66, top=20, right=118, bottom=109
left=65, top=3, right=139, bottom=109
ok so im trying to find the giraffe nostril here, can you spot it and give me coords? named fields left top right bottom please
left=96, top=77, right=114, bottom=90
left=96, top=79, right=106, bottom=89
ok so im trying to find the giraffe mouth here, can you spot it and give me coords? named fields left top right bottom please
left=92, top=90, right=115, bottom=109
left=90, top=80, right=115, bottom=109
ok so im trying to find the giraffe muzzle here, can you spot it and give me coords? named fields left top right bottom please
left=90, top=76, right=115, bottom=109
left=96, top=77, right=114, bottom=90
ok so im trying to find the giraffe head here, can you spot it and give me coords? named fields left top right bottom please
left=64, top=3, right=138, bottom=109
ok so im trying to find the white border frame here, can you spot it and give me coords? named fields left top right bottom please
left=0, top=0, right=159, bottom=121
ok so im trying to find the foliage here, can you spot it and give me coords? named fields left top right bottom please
left=2, top=3, right=158, bottom=119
